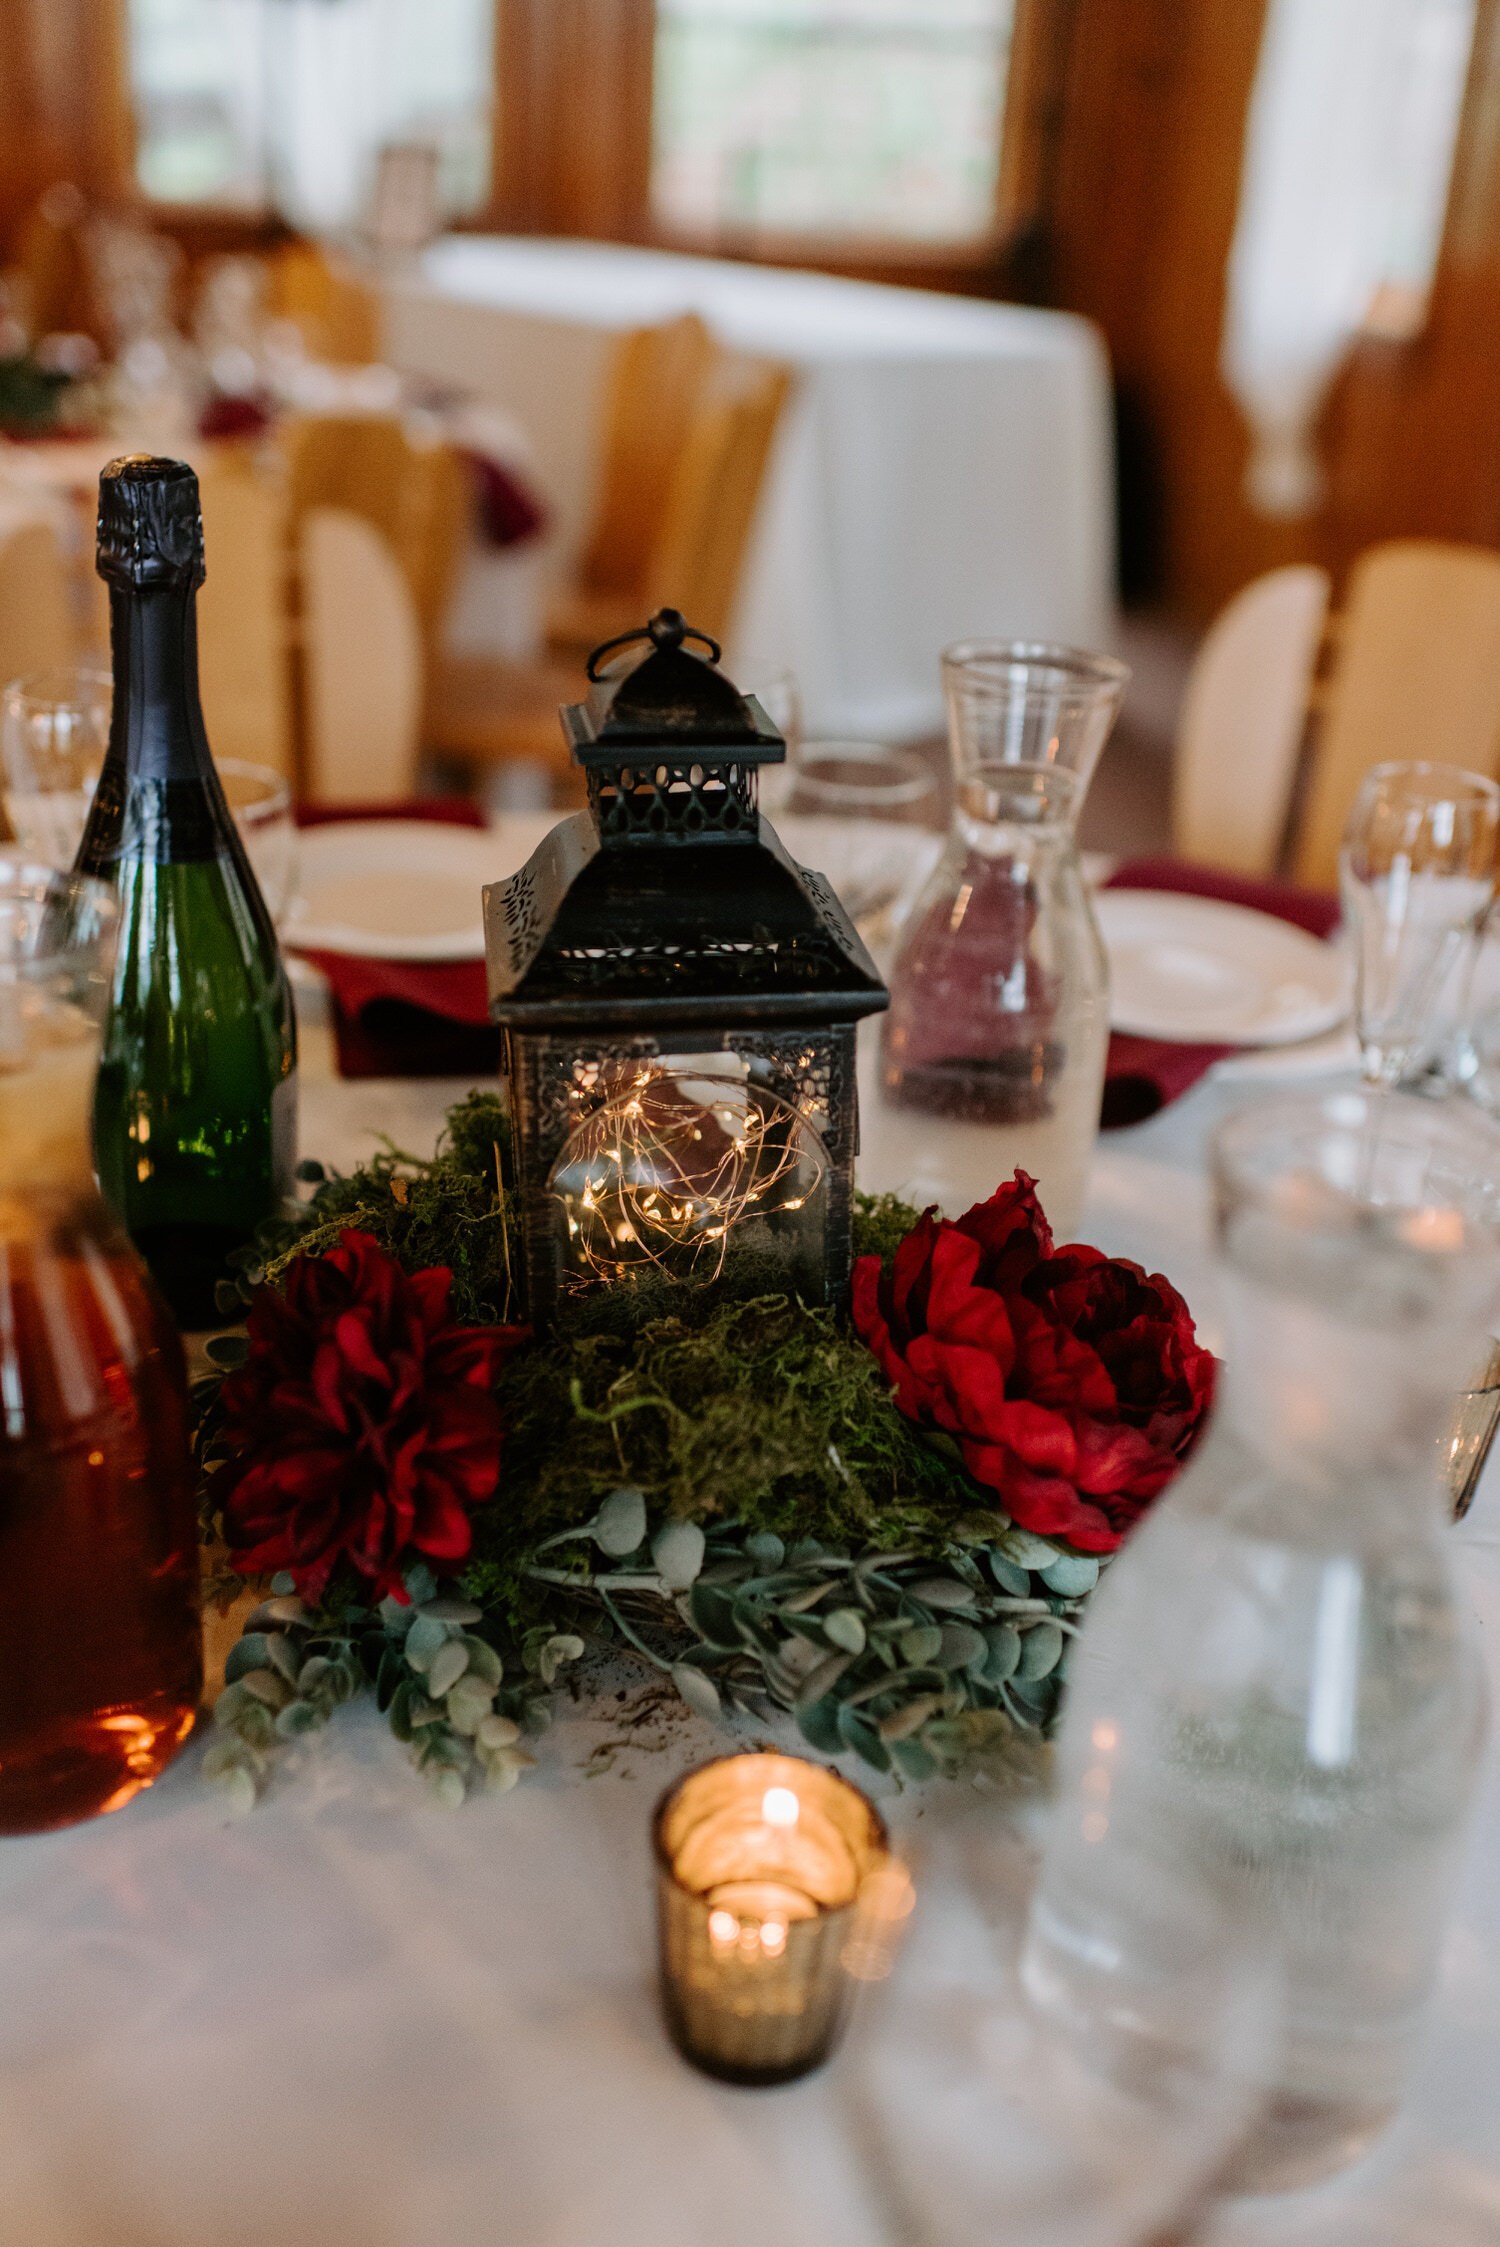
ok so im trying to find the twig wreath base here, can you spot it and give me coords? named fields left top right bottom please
left=196, top=1096, right=1195, bottom=1809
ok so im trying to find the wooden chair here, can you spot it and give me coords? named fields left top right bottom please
left=277, top=413, right=469, bottom=658
left=196, top=453, right=294, bottom=783
left=268, top=242, right=381, bottom=364
left=544, top=312, right=720, bottom=656
left=1172, top=565, right=1330, bottom=877
left=427, top=361, right=792, bottom=782
left=0, top=518, right=73, bottom=686
left=298, top=507, right=424, bottom=803
left=1294, top=541, right=1500, bottom=888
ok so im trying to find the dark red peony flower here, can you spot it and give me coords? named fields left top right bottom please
left=853, top=1173, right=1215, bottom=1552
left=217, top=1230, right=528, bottom=1602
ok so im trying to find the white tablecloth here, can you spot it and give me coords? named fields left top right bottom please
left=381, top=238, right=1116, bottom=740
left=3, top=865, right=1499, bottom=2244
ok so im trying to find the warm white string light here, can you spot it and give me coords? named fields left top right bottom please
left=550, top=1067, right=824, bottom=1286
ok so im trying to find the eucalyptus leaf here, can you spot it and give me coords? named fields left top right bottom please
left=404, top=1614, right=449, bottom=1671
left=936, top=1622, right=988, bottom=1672
left=652, top=1519, right=706, bottom=1591
left=297, top=1656, right=334, bottom=1696
left=994, top=1527, right=1063, bottom=1571
left=265, top=1633, right=303, bottom=1687
left=224, top=1634, right=272, bottom=1686
left=236, top=1667, right=291, bottom=1711
left=403, top=1562, right=439, bottom=1605
left=907, top=1577, right=977, bottom=1610
left=836, top=1701, right=891, bottom=1773
left=428, top=1767, right=466, bottom=1810
left=214, top=1764, right=258, bottom=1816
left=245, top=1596, right=316, bottom=1634
left=824, top=1608, right=867, bottom=1656
left=688, top=1580, right=737, bottom=1648
left=878, top=1695, right=942, bottom=1742
left=375, top=1647, right=403, bottom=1713
left=899, top=1624, right=943, bottom=1667
left=795, top=1650, right=853, bottom=1707
left=417, top=1597, right=484, bottom=1626
left=744, top=1531, right=785, bottom=1570
left=270, top=1570, right=297, bottom=1596
left=595, top=1485, right=647, bottom=1557
left=477, top=1712, right=521, bottom=1750
left=426, top=1640, right=470, bottom=1699
left=671, top=1663, right=721, bottom=1721
left=796, top=1694, right=844, bottom=1755
left=213, top=1680, right=254, bottom=1728
left=378, top=1593, right=414, bottom=1633
left=275, top=1698, right=325, bottom=1740
left=388, top=1679, right=416, bottom=1742
left=987, top=1550, right=1033, bottom=1598
left=1018, top=1621, right=1065, bottom=1680
left=457, top=1633, right=503, bottom=1686
left=890, top=1736, right=939, bottom=1782
left=201, top=1739, right=255, bottom=1784
left=539, top=1633, right=585, bottom=1686
left=1039, top=1553, right=1099, bottom=1597
left=983, top=1623, right=1022, bottom=1681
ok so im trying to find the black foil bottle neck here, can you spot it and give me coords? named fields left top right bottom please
left=106, top=579, right=216, bottom=786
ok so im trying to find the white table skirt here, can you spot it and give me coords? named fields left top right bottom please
left=382, top=238, right=1116, bottom=741
left=0, top=1036, right=1496, bottom=2245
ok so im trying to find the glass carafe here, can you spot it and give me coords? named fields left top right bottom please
left=1022, top=1088, right=1500, bottom=2193
left=0, top=864, right=201, bottom=1834
left=879, top=643, right=1127, bottom=1236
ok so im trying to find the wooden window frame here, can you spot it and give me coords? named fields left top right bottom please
left=482, top=0, right=1073, bottom=297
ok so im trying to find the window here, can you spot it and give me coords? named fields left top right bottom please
left=1222, top=0, right=1477, bottom=517
left=651, top=0, right=1015, bottom=246
left=128, top=0, right=495, bottom=232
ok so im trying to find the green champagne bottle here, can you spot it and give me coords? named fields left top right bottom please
left=77, top=454, right=297, bottom=1328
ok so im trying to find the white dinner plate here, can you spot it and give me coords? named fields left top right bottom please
left=1094, top=888, right=1349, bottom=1045
left=285, top=815, right=556, bottom=959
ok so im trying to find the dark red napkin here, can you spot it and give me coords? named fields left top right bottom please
left=461, top=449, right=546, bottom=548
left=292, top=800, right=501, bottom=1080
left=1100, top=857, right=1342, bottom=1129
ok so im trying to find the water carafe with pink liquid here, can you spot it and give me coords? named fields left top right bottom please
left=880, top=642, right=1127, bottom=1233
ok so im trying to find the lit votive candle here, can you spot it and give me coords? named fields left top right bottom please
left=652, top=1751, right=897, bottom=2085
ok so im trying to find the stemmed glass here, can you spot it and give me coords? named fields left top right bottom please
left=1, top=669, right=112, bottom=871
left=1339, top=761, right=1499, bottom=1087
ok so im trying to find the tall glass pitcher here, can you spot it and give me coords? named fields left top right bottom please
left=0, top=864, right=201, bottom=1833
left=879, top=643, right=1127, bottom=1234
left=1023, top=1088, right=1500, bottom=2192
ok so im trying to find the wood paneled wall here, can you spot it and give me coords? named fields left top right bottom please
left=0, top=0, right=133, bottom=242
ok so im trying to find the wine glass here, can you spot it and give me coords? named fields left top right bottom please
left=1340, top=761, right=1499, bottom=1087
left=776, top=739, right=941, bottom=939
left=1, top=668, right=112, bottom=869
left=216, top=758, right=297, bottom=926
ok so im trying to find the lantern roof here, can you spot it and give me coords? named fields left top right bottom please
left=483, top=611, right=889, bottom=1032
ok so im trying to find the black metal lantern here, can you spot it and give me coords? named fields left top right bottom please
left=483, top=609, right=889, bottom=1331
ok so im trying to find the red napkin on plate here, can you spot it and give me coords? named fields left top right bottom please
left=1099, top=857, right=1341, bottom=1129
left=292, top=800, right=500, bottom=1080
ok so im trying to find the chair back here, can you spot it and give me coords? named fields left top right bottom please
left=278, top=414, right=466, bottom=654
left=1295, top=540, right=1500, bottom=888
left=0, top=518, right=73, bottom=686
left=642, top=362, right=792, bottom=647
left=299, top=506, right=423, bottom=803
left=1172, top=564, right=1330, bottom=876
left=576, top=313, right=719, bottom=601
left=197, top=454, right=293, bottom=782
left=268, top=242, right=380, bottom=363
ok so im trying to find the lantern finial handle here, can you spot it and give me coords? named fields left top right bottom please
left=586, top=608, right=722, bottom=682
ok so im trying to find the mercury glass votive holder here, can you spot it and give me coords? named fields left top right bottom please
left=653, top=1752, right=895, bottom=2086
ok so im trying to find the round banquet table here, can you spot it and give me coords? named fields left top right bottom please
left=1, top=1034, right=1498, bottom=2247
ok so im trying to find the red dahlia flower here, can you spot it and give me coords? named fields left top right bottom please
left=852, top=1173, right=1214, bottom=1552
left=217, top=1229, right=527, bottom=1602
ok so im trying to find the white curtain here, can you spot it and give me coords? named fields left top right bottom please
left=1222, top=0, right=1476, bottom=519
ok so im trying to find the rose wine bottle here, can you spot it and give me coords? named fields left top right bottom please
left=76, top=455, right=296, bottom=1327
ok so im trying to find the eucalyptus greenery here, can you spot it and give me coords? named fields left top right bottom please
left=199, top=1094, right=1108, bottom=1808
